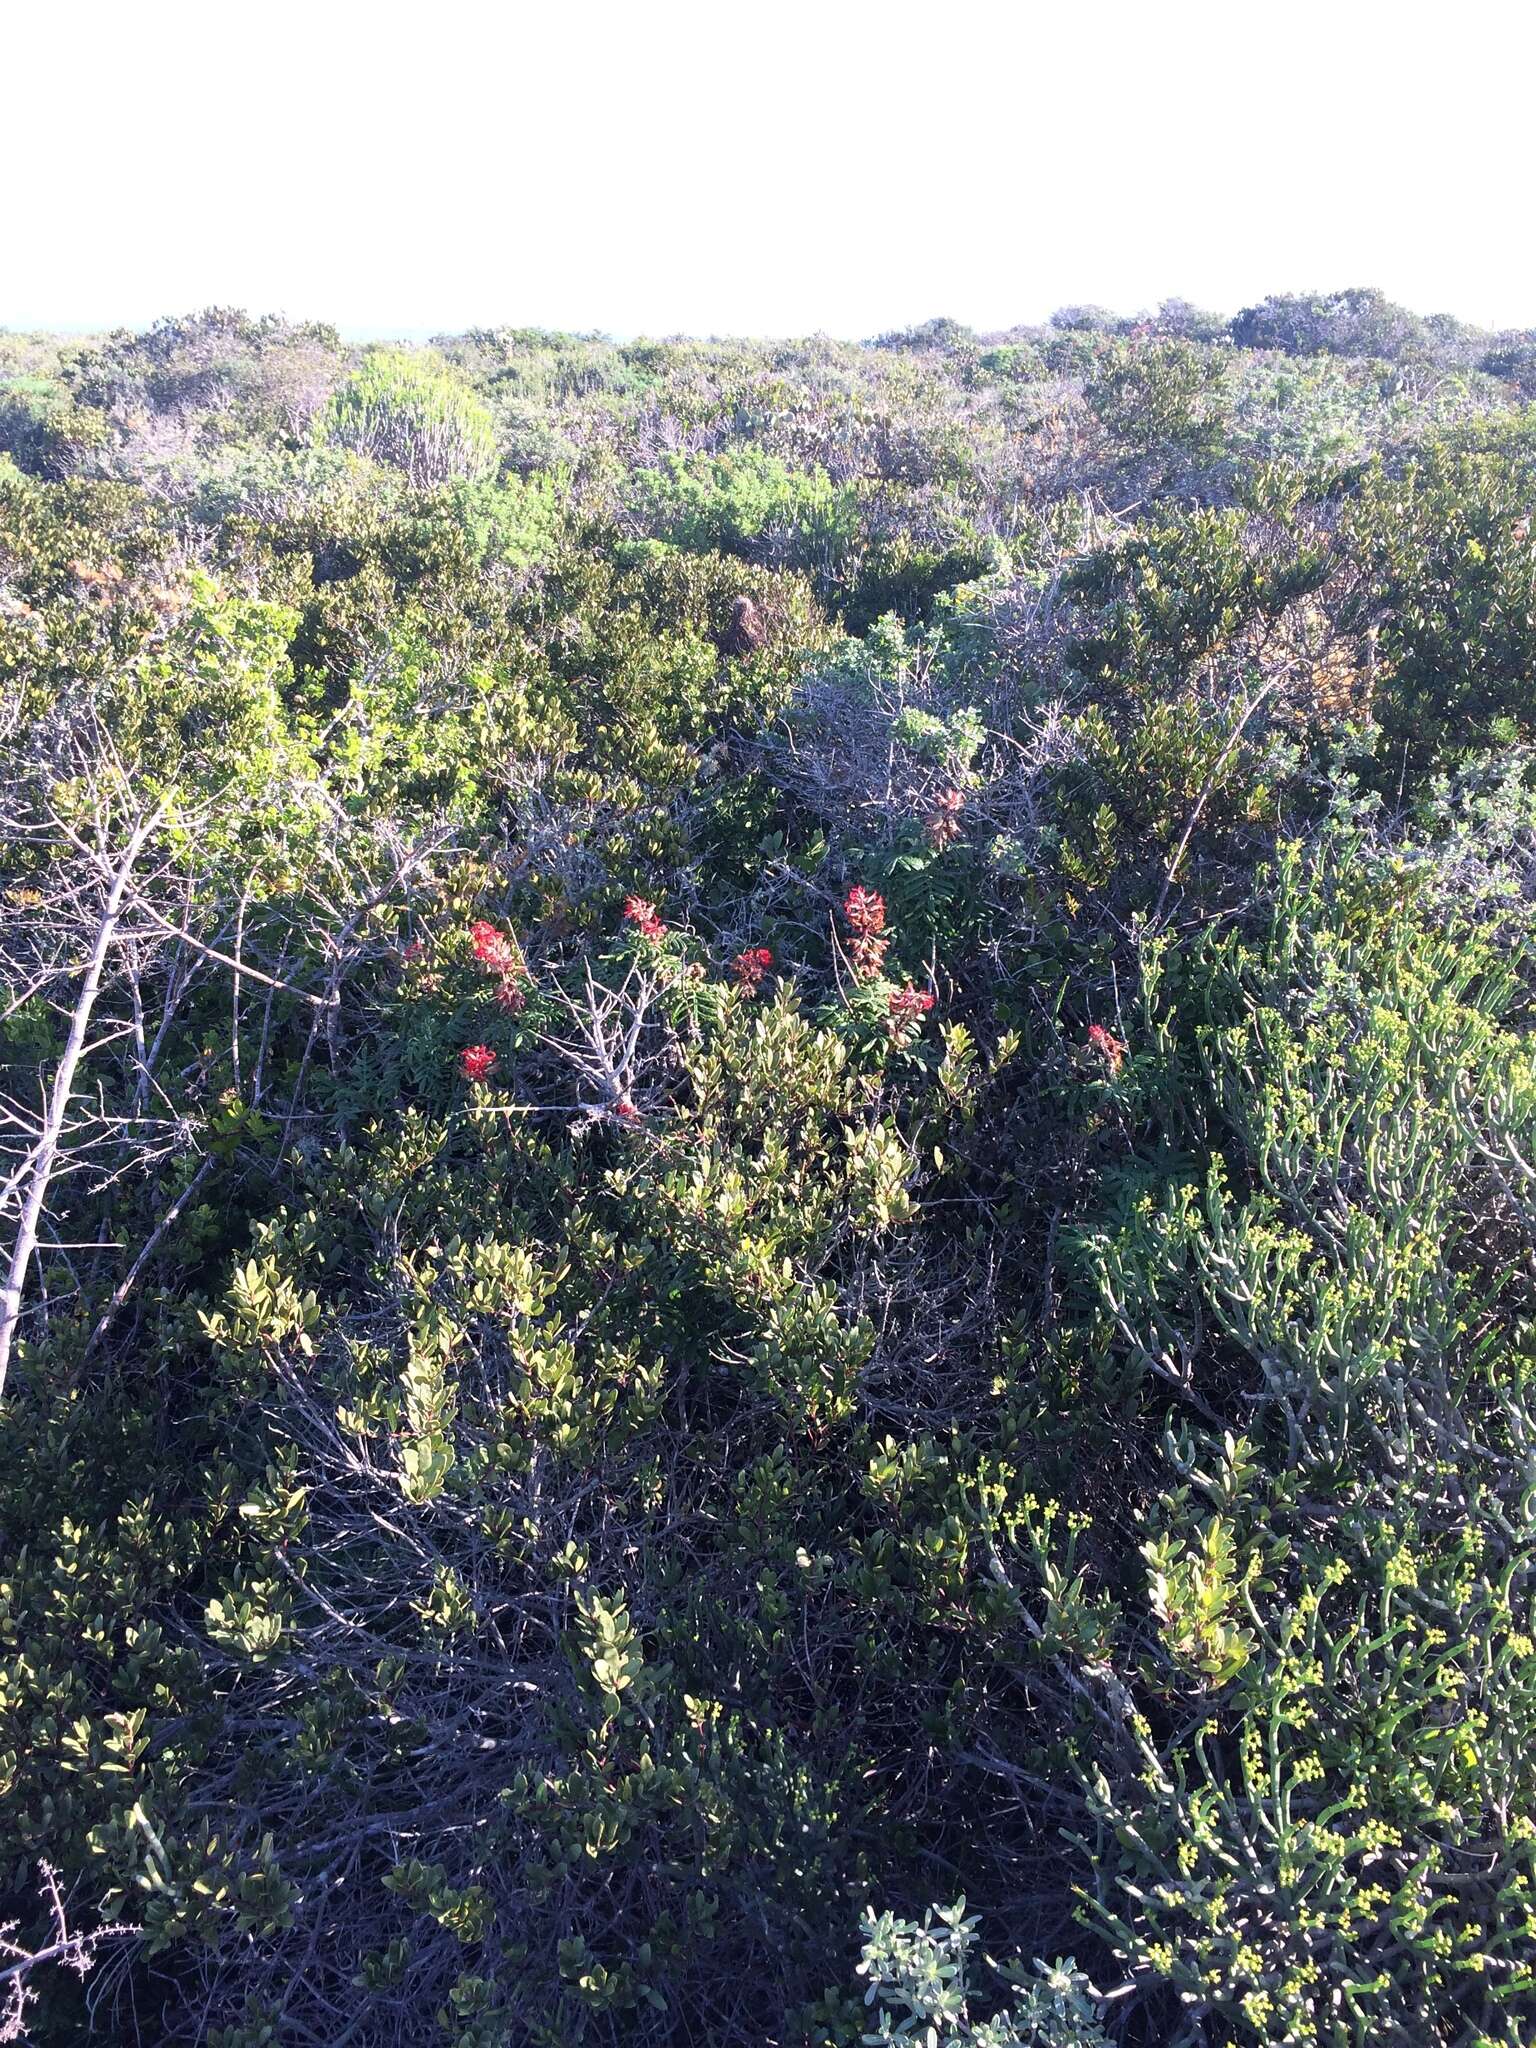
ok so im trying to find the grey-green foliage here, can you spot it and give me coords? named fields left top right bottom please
left=857, top=1901, right=1110, bottom=2048
left=892, top=703, right=987, bottom=777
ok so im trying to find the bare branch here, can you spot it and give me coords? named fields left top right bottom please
left=0, top=807, right=163, bottom=1397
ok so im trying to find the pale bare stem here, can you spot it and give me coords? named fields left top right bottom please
left=1152, top=675, right=1283, bottom=922
left=82, top=1155, right=215, bottom=1361
left=249, top=936, right=292, bottom=1107
left=0, top=1862, right=139, bottom=2045
left=0, top=804, right=164, bottom=1397
left=231, top=883, right=251, bottom=1090
left=124, top=940, right=150, bottom=1117
left=536, top=962, right=665, bottom=1114
left=117, top=901, right=331, bottom=1009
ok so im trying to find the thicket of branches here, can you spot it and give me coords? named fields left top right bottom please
left=3, top=293, right=1536, bottom=2047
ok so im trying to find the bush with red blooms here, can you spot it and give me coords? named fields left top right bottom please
left=623, top=895, right=666, bottom=941
left=1085, top=1023, right=1126, bottom=1074
left=733, top=945, right=773, bottom=993
left=886, top=982, right=936, bottom=1044
left=469, top=918, right=529, bottom=1011
left=469, top=919, right=516, bottom=973
left=842, top=886, right=889, bottom=980
left=458, top=1043, right=497, bottom=1081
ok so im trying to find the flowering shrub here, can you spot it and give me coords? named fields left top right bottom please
left=1084, top=1023, right=1125, bottom=1074
left=886, top=982, right=936, bottom=1043
left=7, top=297, right=1536, bottom=2048
left=622, top=894, right=665, bottom=940
left=843, top=885, right=890, bottom=980
left=733, top=944, right=773, bottom=993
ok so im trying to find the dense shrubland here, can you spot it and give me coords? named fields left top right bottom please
left=2, top=289, right=1536, bottom=2046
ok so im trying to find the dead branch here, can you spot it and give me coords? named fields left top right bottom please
left=0, top=807, right=162, bottom=1397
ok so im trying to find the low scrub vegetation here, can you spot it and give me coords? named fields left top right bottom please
left=3, top=290, right=1536, bottom=2045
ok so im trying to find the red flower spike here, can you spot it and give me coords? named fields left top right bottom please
left=733, top=945, right=774, bottom=993
left=887, top=984, right=936, bottom=1030
left=469, top=919, right=518, bottom=976
left=842, top=887, right=886, bottom=937
left=622, top=895, right=665, bottom=940
left=1086, top=1024, right=1126, bottom=1075
left=459, top=1044, right=497, bottom=1081
left=842, top=888, right=890, bottom=980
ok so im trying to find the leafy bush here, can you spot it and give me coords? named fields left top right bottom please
left=0, top=379, right=109, bottom=478
left=1059, top=848, right=1536, bottom=2044
left=1480, top=339, right=1536, bottom=397
left=857, top=1902, right=1109, bottom=2047
left=6, top=288, right=1536, bottom=2048
left=1085, top=337, right=1233, bottom=471
left=1229, top=287, right=1434, bottom=361
left=1340, top=438, right=1536, bottom=771
left=870, top=317, right=978, bottom=355
left=629, top=445, right=860, bottom=576
left=319, top=347, right=498, bottom=485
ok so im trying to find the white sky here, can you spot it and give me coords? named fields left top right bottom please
left=7, top=0, right=1535, bottom=341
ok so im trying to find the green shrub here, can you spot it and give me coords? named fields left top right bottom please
left=1481, top=340, right=1536, bottom=397
left=0, top=378, right=109, bottom=478
left=856, top=1902, right=1109, bottom=2047
left=1085, top=338, right=1233, bottom=467
left=7, top=291, right=1536, bottom=2048
left=629, top=445, right=860, bottom=578
left=1057, top=846, right=1536, bottom=2045
left=1340, top=439, right=1536, bottom=773
left=319, top=347, right=498, bottom=486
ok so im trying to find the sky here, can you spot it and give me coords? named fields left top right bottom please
left=7, top=0, right=1535, bottom=342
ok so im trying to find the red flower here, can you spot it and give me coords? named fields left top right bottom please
left=459, top=1043, right=497, bottom=1081
left=887, top=983, right=936, bottom=1037
left=733, top=945, right=773, bottom=992
left=469, top=919, right=517, bottom=974
left=401, top=938, right=425, bottom=966
left=842, top=887, right=886, bottom=936
left=1086, top=1023, right=1126, bottom=1075
left=615, top=1098, right=640, bottom=1121
left=842, top=887, right=890, bottom=980
left=468, top=921, right=528, bottom=1010
left=623, top=895, right=665, bottom=941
